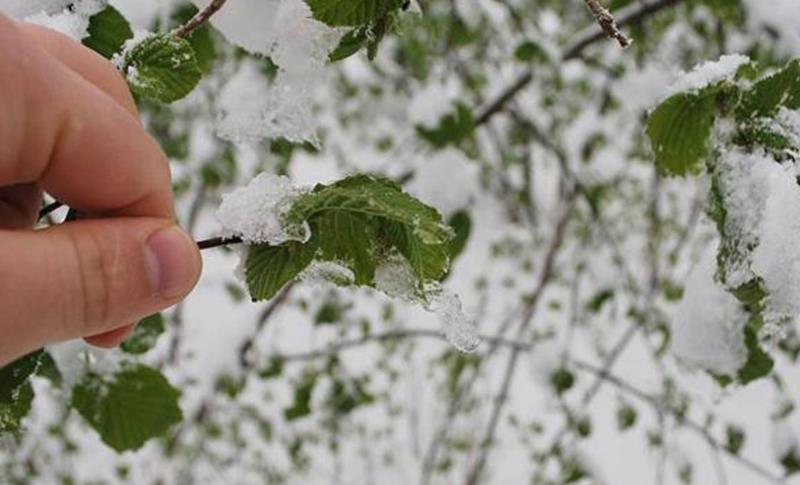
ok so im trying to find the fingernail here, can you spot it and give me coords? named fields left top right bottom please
left=144, top=225, right=200, bottom=299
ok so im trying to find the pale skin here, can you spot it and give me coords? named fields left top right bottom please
left=0, top=17, right=202, bottom=365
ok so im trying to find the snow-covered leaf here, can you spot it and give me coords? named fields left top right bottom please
left=82, top=5, right=133, bottom=59
left=71, top=365, right=182, bottom=452
left=119, top=34, right=202, bottom=103
left=245, top=175, right=453, bottom=301
left=737, top=59, right=800, bottom=119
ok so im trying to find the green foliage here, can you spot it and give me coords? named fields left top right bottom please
left=647, top=89, right=718, bottom=176
left=120, top=313, right=166, bottom=355
left=71, top=365, right=182, bottom=452
left=305, top=0, right=404, bottom=27
left=119, top=34, right=202, bottom=103
left=0, top=351, right=43, bottom=434
left=550, top=368, right=575, bottom=395
left=246, top=175, right=453, bottom=301
left=284, top=371, right=317, bottom=421
left=416, top=102, right=475, bottom=148
left=725, top=425, right=745, bottom=455
left=514, top=40, right=548, bottom=63
left=82, top=5, right=133, bottom=59
left=737, top=59, right=800, bottom=119
left=329, top=27, right=370, bottom=62
left=616, top=404, right=637, bottom=431
left=246, top=241, right=318, bottom=301
left=447, top=210, right=472, bottom=262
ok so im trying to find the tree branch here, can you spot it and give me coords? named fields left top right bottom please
left=173, top=0, right=229, bottom=39
left=584, top=0, right=632, bottom=49
left=571, top=360, right=787, bottom=485
left=465, top=194, right=576, bottom=485
left=475, top=0, right=684, bottom=126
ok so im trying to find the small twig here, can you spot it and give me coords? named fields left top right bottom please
left=38, top=201, right=64, bottom=220
left=584, top=0, right=632, bottom=48
left=173, top=0, right=229, bottom=39
left=197, top=235, right=242, bottom=250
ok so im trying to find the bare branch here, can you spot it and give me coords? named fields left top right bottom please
left=173, top=0, right=228, bottom=39
left=475, top=0, right=684, bottom=126
left=584, top=0, right=632, bottom=49
left=465, top=195, right=576, bottom=485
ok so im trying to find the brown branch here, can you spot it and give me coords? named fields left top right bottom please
left=475, top=0, right=684, bottom=126
left=465, top=194, right=576, bottom=485
left=584, top=0, right=632, bottom=49
left=173, top=0, right=228, bottom=39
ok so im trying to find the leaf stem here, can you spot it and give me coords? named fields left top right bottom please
left=173, top=0, right=229, bottom=39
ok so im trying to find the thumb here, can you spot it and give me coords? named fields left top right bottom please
left=0, top=218, right=202, bottom=364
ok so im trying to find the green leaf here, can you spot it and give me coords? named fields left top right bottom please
left=120, top=34, right=202, bottom=103
left=416, top=102, right=475, bottom=148
left=71, top=364, right=182, bottom=452
left=447, top=210, right=472, bottom=262
left=514, top=40, right=548, bottom=63
left=82, top=5, right=133, bottom=59
left=287, top=175, right=451, bottom=246
left=737, top=59, right=800, bottom=119
left=305, top=0, right=403, bottom=27
left=329, top=27, right=369, bottom=62
left=284, top=371, right=317, bottom=421
left=647, top=90, right=718, bottom=176
left=245, top=175, right=452, bottom=303
left=725, top=425, right=745, bottom=455
left=169, top=4, right=217, bottom=73
left=617, top=404, right=638, bottom=431
left=736, top=324, right=774, bottom=384
left=312, top=211, right=377, bottom=285
left=550, top=368, right=575, bottom=395
left=0, top=350, right=43, bottom=434
left=381, top=220, right=450, bottom=281
left=246, top=241, right=318, bottom=301
left=120, top=313, right=166, bottom=355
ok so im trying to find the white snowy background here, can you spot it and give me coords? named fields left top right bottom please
left=3, top=0, right=800, bottom=484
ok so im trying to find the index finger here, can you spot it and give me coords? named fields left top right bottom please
left=0, top=16, right=173, bottom=219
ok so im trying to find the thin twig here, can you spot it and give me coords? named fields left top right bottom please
left=584, top=0, right=632, bottom=48
left=173, top=0, right=229, bottom=39
left=38, top=201, right=64, bottom=220
left=197, top=235, right=243, bottom=250
left=571, top=360, right=787, bottom=485
left=465, top=195, right=576, bottom=485
left=474, top=0, right=683, bottom=126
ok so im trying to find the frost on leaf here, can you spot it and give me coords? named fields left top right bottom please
left=116, top=32, right=202, bottom=103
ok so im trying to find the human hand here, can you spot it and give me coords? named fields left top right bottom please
left=0, top=17, right=202, bottom=365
